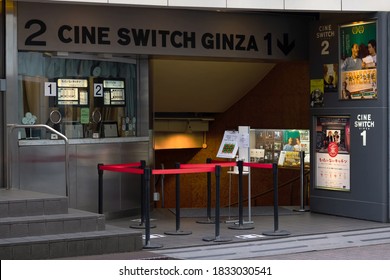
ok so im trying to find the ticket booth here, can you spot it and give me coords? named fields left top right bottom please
left=5, top=3, right=152, bottom=215
left=11, top=53, right=150, bottom=214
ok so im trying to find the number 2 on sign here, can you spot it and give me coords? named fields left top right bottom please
left=321, top=40, right=329, bottom=55
left=94, top=83, right=103, bottom=97
left=360, top=130, right=367, bottom=146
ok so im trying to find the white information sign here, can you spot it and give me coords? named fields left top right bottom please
left=238, top=133, right=250, bottom=148
left=216, top=130, right=239, bottom=159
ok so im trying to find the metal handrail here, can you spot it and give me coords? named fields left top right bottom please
left=6, top=124, right=70, bottom=200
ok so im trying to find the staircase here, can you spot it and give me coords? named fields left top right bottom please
left=0, top=189, right=143, bottom=259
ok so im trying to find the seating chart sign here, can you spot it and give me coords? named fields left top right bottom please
left=103, top=79, right=126, bottom=106
left=56, top=78, right=89, bottom=106
left=94, top=78, right=126, bottom=107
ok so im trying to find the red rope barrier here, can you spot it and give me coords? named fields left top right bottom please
left=123, top=168, right=145, bottom=174
left=98, top=162, right=141, bottom=170
left=99, top=165, right=145, bottom=174
left=99, top=161, right=273, bottom=175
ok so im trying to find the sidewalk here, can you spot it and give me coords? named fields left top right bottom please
left=251, top=243, right=390, bottom=259
left=62, top=207, right=390, bottom=260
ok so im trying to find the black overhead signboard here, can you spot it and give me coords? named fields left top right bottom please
left=17, top=2, right=310, bottom=60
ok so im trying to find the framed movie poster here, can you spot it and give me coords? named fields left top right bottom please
left=310, top=79, right=324, bottom=107
left=323, top=63, right=338, bottom=92
left=315, top=116, right=350, bottom=191
left=339, top=21, right=377, bottom=100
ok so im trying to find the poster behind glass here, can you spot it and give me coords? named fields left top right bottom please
left=315, top=116, right=350, bottom=191
left=56, top=78, right=89, bottom=106
left=249, top=129, right=310, bottom=168
left=104, top=80, right=126, bottom=106
left=339, top=21, right=377, bottom=100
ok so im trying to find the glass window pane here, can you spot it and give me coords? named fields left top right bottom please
left=18, top=52, right=137, bottom=138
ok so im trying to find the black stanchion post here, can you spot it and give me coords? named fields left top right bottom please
left=215, top=165, right=220, bottom=236
left=130, top=160, right=156, bottom=229
left=161, top=163, right=165, bottom=208
left=263, top=163, right=290, bottom=236
left=228, top=160, right=254, bottom=230
left=174, top=162, right=181, bottom=231
left=165, top=163, right=192, bottom=235
left=143, top=167, right=162, bottom=249
left=97, top=163, right=104, bottom=214
left=140, top=160, right=146, bottom=225
left=203, top=165, right=231, bottom=242
left=144, top=167, right=150, bottom=246
left=294, top=151, right=310, bottom=212
left=197, top=158, right=214, bottom=224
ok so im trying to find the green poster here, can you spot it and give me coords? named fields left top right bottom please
left=80, top=108, right=90, bottom=124
left=340, top=21, right=376, bottom=60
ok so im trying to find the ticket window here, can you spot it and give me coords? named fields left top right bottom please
left=18, top=52, right=137, bottom=139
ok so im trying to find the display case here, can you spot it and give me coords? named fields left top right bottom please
left=249, top=128, right=310, bottom=167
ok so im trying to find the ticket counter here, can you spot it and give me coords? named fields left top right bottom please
left=16, top=137, right=149, bottom=214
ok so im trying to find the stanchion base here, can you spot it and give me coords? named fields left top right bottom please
left=196, top=218, right=215, bottom=224
left=131, top=218, right=156, bottom=222
left=228, top=224, right=255, bottom=230
left=164, top=230, right=192, bottom=235
left=238, top=220, right=254, bottom=225
left=293, top=208, right=310, bottom=212
left=130, top=224, right=156, bottom=229
left=262, top=230, right=291, bottom=236
left=143, top=242, right=163, bottom=249
left=202, top=236, right=232, bottom=242
left=224, top=219, right=238, bottom=224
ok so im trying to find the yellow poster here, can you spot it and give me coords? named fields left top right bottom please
left=310, top=79, right=324, bottom=107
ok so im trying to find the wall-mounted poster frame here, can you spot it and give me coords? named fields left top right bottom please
left=56, top=78, right=89, bottom=106
left=315, top=116, right=350, bottom=191
left=339, top=20, right=377, bottom=100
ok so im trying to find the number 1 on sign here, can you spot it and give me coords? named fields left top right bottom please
left=44, top=82, right=56, bottom=96
left=360, top=130, right=367, bottom=146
